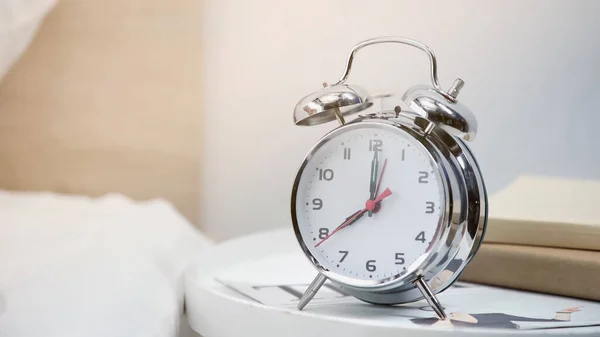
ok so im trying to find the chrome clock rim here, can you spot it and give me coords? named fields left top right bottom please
left=290, top=118, right=452, bottom=290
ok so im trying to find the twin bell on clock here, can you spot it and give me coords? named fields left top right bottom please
left=290, top=36, right=488, bottom=320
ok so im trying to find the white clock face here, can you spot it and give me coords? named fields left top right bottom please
left=294, top=122, right=445, bottom=284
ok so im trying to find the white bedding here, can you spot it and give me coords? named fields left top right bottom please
left=0, top=0, right=55, bottom=80
left=0, top=191, right=212, bottom=337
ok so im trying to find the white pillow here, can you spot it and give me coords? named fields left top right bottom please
left=0, top=191, right=212, bottom=337
left=0, top=0, right=55, bottom=80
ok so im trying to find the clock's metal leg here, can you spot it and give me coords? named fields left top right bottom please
left=297, top=273, right=328, bottom=310
left=415, top=277, right=447, bottom=320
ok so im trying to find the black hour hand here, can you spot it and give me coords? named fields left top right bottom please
left=345, top=209, right=365, bottom=227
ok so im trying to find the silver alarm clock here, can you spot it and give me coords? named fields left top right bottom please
left=290, top=37, right=487, bottom=320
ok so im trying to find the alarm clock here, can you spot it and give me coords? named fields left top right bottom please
left=290, top=36, right=488, bottom=320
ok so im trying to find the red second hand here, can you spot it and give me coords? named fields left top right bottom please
left=314, top=188, right=392, bottom=247
left=374, top=158, right=388, bottom=197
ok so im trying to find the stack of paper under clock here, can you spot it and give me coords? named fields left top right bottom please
left=184, top=175, right=600, bottom=336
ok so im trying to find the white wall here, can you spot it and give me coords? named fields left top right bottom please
left=200, top=0, right=600, bottom=241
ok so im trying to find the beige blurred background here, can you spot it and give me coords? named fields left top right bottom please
left=0, top=0, right=598, bottom=242
left=0, top=0, right=203, bottom=223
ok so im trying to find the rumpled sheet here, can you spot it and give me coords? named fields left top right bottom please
left=0, top=0, right=56, bottom=80
left=0, top=191, right=212, bottom=337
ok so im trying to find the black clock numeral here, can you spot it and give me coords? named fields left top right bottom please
left=343, top=148, right=351, bottom=160
left=401, top=149, right=405, bottom=161
left=395, top=253, right=405, bottom=265
left=318, top=228, right=329, bottom=239
left=366, top=260, right=377, bottom=272
left=415, top=231, right=426, bottom=243
left=312, top=198, right=323, bottom=210
left=338, top=250, right=349, bottom=263
left=425, top=201, right=435, bottom=214
left=418, top=171, right=429, bottom=184
left=369, top=139, right=383, bottom=152
left=318, top=168, right=334, bottom=181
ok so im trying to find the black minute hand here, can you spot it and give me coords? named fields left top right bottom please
left=368, top=150, right=379, bottom=217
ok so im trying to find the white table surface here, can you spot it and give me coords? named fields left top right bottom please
left=184, top=228, right=600, bottom=337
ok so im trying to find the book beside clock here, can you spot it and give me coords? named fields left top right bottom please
left=460, top=175, right=600, bottom=301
